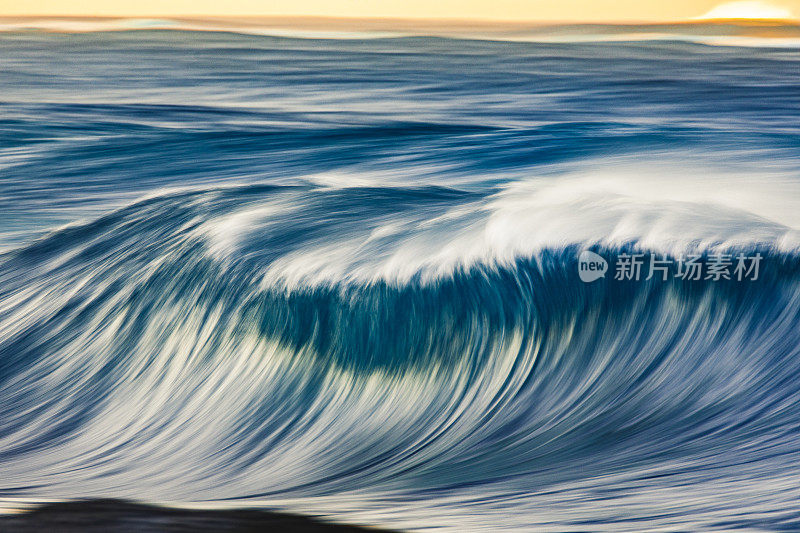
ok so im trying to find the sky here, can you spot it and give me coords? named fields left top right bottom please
left=0, top=0, right=798, bottom=22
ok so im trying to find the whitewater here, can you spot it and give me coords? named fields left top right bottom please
left=1, top=26, right=800, bottom=531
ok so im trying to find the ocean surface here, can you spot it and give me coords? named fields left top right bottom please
left=2, top=23, right=800, bottom=532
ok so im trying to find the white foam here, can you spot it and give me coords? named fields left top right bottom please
left=195, top=163, right=800, bottom=288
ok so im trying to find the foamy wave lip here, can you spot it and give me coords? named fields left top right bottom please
left=198, top=165, right=800, bottom=288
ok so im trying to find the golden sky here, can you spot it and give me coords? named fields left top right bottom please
left=1, top=0, right=798, bottom=22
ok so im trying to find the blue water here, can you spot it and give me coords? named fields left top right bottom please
left=2, top=28, right=800, bottom=531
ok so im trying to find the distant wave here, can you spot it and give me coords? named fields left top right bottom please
left=3, top=17, right=800, bottom=46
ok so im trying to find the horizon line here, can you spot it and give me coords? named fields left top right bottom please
left=2, top=13, right=799, bottom=26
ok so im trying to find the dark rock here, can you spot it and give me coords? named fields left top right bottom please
left=0, top=499, right=399, bottom=532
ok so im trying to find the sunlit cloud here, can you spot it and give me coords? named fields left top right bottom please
left=696, top=1, right=795, bottom=19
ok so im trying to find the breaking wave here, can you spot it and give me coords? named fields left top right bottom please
left=1, top=180, right=800, bottom=531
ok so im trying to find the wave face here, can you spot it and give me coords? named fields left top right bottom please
left=2, top=30, right=800, bottom=532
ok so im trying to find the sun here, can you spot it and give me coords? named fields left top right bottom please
left=696, top=1, right=795, bottom=20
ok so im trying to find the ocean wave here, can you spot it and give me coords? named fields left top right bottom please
left=1, top=182, right=799, bottom=531
left=3, top=28, right=800, bottom=531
